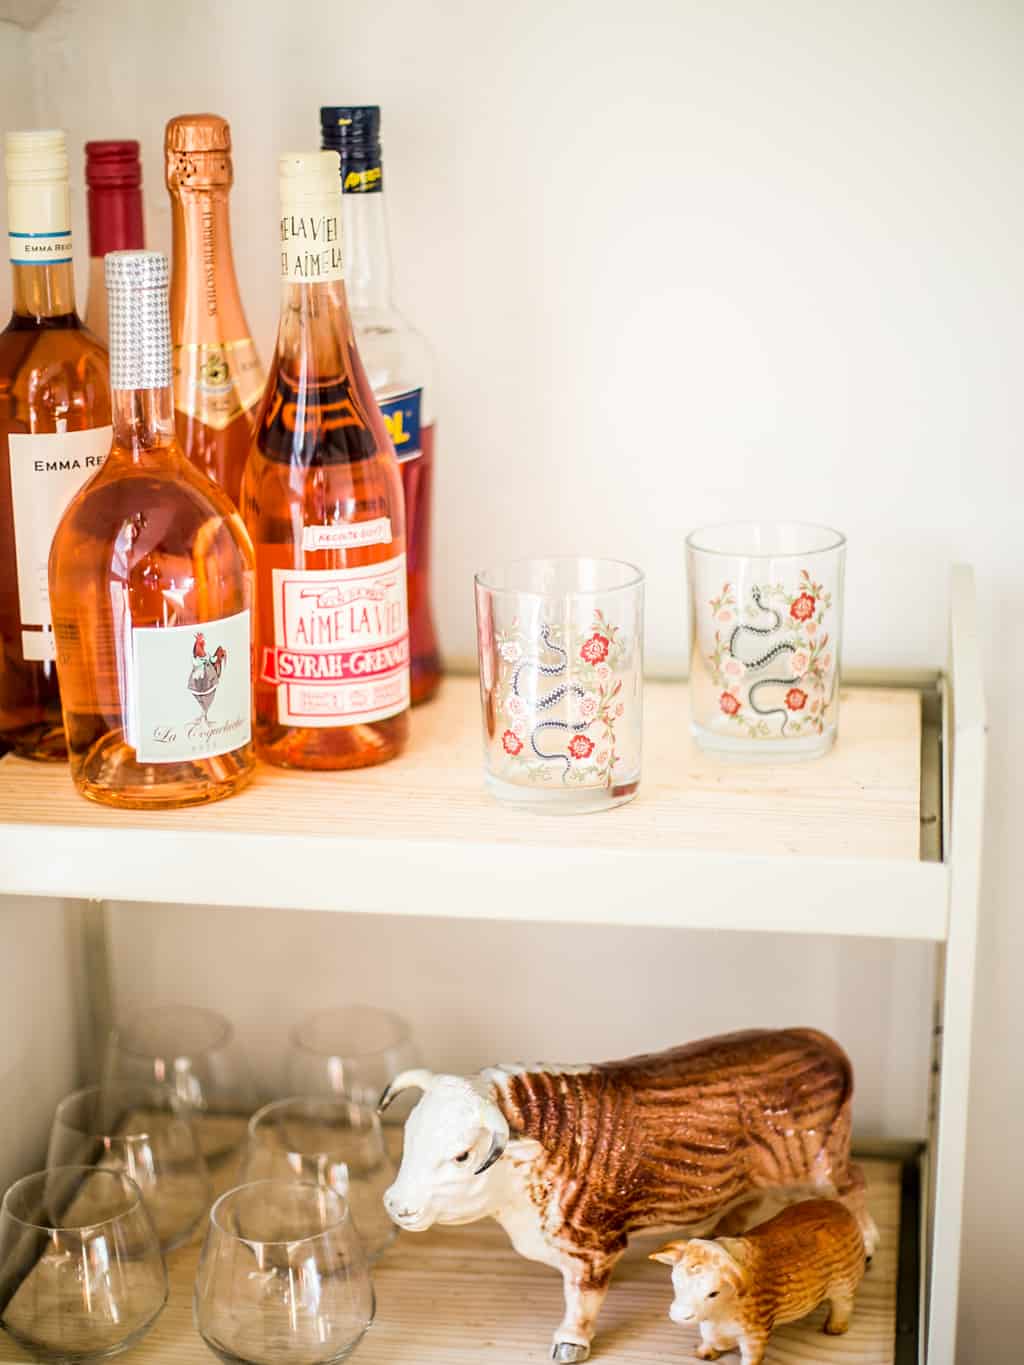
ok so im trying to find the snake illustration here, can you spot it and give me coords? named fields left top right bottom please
left=728, top=585, right=798, bottom=734
left=512, top=625, right=588, bottom=778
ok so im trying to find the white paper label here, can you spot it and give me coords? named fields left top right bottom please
left=264, top=555, right=409, bottom=727
left=280, top=202, right=344, bottom=283
left=301, top=517, right=392, bottom=552
left=8, top=229, right=74, bottom=265
left=8, top=427, right=111, bottom=642
left=127, top=610, right=252, bottom=764
left=21, top=628, right=55, bottom=662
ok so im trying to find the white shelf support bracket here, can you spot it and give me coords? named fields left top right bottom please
left=927, top=565, right=987, bottom=1364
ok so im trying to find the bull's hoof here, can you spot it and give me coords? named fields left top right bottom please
left=552, top=1344, right=590, bottom=1363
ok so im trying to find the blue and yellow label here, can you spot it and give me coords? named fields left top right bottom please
left=341, top=162, right=383, bottom=194
left=379, top=388, right=422, bottom=464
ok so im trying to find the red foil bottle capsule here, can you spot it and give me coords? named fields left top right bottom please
left=83, top=140, right=144, bottom=344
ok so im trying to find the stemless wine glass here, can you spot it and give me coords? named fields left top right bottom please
left=475, top=557, right=645, bottom=813
left=287, top=1006, right=421, bottom=1121
left=686, top=522, right=846, bottom=760
left=194, top=1181, right=374, bottom=1365
left=241, top=1098, right=397, bottom=1259
left=104, top=1005, right=257, bottom=1166
left=0, top=1167, right=167, bottom=1362
left=48, top=1083, right=211, bottom=1252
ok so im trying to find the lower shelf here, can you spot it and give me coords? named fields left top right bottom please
left=0, top=1154, right=909, bottom=1365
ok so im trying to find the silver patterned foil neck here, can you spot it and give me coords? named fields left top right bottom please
left=104, top=250, right=172, bottom=392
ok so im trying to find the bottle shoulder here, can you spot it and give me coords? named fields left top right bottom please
left=0, top=320, right=111, bottom=431
left=350, top=307, right=434, bottom=404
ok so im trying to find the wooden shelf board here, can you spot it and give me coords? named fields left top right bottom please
left=0, top=1155, right=903, bottom=1365
left=0, top=680, right=946, bottom=939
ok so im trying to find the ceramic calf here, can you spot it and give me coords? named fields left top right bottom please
left=651, top=1199, right=867, bottom=1365
left=381, top=1029, right=874, bottom=1362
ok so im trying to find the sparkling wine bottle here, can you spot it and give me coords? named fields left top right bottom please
left=49, top=251, right=255, bottom=808
left=166, top=114, right=263, bottom=507
left=0, top=130, right=111, bottom=761
left=320, top=106, right=441, bottom=705
left=83, top=140, right=145, bottom=345
left=241, top=151, right=409, bottom=770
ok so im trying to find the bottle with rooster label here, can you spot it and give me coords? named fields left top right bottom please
left=240, top=150, right=409, bottom=769
left=0, top=130, right=111, bottom=760
left=49, top=251, right=255, bottom=808
left=320, top=106, right=441, bottom=705
left=83, top=140, right=145, bottom=345
left=166, top=114, right=263, bottom=507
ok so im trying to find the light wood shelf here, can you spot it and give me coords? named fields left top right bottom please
left=0, top=679, right=946, bottom=939
left=0, top=1154, right=903, bottom=1365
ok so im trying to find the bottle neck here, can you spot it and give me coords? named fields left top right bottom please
left=169, top=185, right=249, bottom=342
left=88, top=184, right=144, bottom=260
left=10, top=261, right=77, bottom=320
left=273, top=278, right=353, bottom=373
left=341, top=187, right=394, bottom=314
left=111, top=384, right=177, bottom=458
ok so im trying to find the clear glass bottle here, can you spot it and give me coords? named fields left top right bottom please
left=321, top=106, right=441, bottom=705
left=49, top=250, right=255, bottom=808
left=166, top=114, right=263, bottom=508
left=241, top=151, right=409, bottom=770
left=0, top=129, right=111, bottom=760
left=83, top=139, right=145, bottom=345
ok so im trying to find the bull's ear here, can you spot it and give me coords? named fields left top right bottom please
left=377, top=1068, right=435, bottom=1113
left=650, top=1240, right=688, bottom=1266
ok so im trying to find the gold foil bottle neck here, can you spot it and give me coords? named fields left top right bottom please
left=165, top=114, right=233, bottom=191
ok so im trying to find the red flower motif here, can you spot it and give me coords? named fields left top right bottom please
left=790, top=592, right=816, bottom=622
left=580, top=633, right=610, bottom=665
left=502, top=730, right=523, bottom=755
left=785, top=687, right=808, bottom=711
left=568, top=734, right=595, bottom=760
left=719, top=692, right=741, bottom=716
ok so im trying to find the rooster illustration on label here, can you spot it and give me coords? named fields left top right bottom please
left=188, top=632, right=227, bottom=717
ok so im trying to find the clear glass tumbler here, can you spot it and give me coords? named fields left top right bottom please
left=474, top=557, right=644, bottom=813
left=686, top=522, right=846, bottom=760
left=48, top=1083, right=211, bottom=1252
left=287, top=1006, right=421, bottom=1122
left=240, top=1098, right=397, bottom=1259
left=194, top=1181, right=374, bottom=1365
left=0, top=1167, right=167, bottom=1362
left=103, top=1005, right=257, bottom=1166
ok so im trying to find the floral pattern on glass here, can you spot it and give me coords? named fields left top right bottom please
left=705, top=569, right=836, bottom=740
left=494, top=610, right=627, bottom=788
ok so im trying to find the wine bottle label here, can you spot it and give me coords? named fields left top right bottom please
left=263, top=554, right=409, bottom=727
left=8, top=228, right=73, bottom=265
left=301, top=517, right=392, bottom=551
left=7, top=426, right=111, bottom=658
left=173, top=339, right=264, bottom=431
left=378, top=388, right=423, bottom=465
left=280, top=203, right=344, bottom=283
left=125, top=609, right=252, bottom=764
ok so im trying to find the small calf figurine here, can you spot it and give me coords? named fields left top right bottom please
left=651, top=1198, right=867, bottom=1365
left=381, top=1028, right=877, bottom=1362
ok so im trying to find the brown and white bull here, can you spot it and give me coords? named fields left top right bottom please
left=381, top=1028, right=877, bottom=1363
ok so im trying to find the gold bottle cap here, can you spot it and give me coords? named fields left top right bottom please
left=4, top=129, right=68, bottom=184
left=165, top=114, right=232, bottom=190
left=166, top=114, right=231, bottom=154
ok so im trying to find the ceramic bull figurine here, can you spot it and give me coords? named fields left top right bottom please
left=651, top=1198, right=867, bottom=1364
left=380, top=1028, right=877, bottom=1363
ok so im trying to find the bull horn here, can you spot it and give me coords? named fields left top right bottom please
left=377, top=1068, right=435, bottom=1113
left=473, top=1097, right=510, bottom=1174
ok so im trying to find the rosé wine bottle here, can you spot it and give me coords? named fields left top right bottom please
left=241, top=151, right=409, bottom=771
left=49, top=251, right=255, bottom=808
left=0, top=130, right=110, bottom=760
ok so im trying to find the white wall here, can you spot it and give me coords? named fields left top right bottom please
left=0, top=898, right=81, bottom=1195
left=4, top=1, right=1022, bottom=1359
